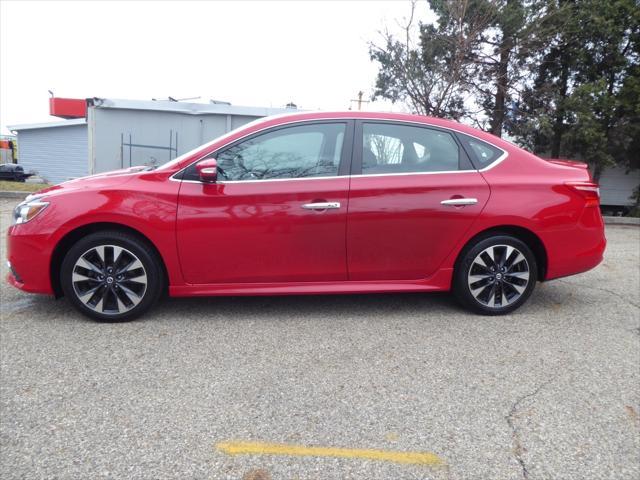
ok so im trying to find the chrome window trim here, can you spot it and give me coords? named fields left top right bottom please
left=170, top=116, right=508, bottom=184
left=174, top=169, right=483, bottom=185
left=174, top=175, right=344, bottom=185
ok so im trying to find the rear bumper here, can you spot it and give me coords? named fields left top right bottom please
left=544, top=206, right=606, bottom=280
left=6, top=226, right=54, bottom=295
left=545, top=237, right=606, bottom=280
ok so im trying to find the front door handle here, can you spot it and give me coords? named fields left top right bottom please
left=301, top=202, right=341, bottom=210
left=441, top=198, right=478, bottom=206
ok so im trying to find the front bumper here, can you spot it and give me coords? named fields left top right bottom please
left=6, top=225, right=54, bottom=295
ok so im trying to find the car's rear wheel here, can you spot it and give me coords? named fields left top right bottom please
left=60, top=231, right=164, bottom=322
left=454, top=235, right=537, bottom=315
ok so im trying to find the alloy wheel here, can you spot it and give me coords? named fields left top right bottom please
left=467, top=244, right=530, bottom=308
left=71, top=245, right=148, bottom=315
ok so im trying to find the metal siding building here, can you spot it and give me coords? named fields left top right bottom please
left=11, top=120, right=88, bottom=184
left=599, top=166, right=640, bottom=207
left=9, top=99, right=291, bottom=183
left=86, top=99, right=289, bottom=174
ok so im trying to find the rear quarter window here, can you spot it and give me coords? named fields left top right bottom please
left=458, top=134, right=504, bottom=169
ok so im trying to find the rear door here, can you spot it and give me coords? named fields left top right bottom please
left=176, top=121, right=354, bottom=284
left=347, top=121, right=491, bottom=280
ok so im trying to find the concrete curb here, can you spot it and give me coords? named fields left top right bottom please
left=0, top=191, right=29, bottom=200
left=603, top=216, right=640, bottom=226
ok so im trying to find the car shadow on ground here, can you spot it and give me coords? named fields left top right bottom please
left=158, top=290, right=461, bottom=317
left=2, top=284, right=587, bottom=327
left=3, top=290, right=469, bottom=324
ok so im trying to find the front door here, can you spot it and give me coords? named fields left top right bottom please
left=347, top=121, right=491, bottom=280
left=177, top=121, right=353, bottom=284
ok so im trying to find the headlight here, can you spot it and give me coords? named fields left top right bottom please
left=12, top=199, right=49, bottom=225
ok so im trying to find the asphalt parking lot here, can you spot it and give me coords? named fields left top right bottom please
left=1, top=197, right=639, bottom=480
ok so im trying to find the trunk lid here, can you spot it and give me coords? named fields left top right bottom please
left=546, top=158, right=591, bottom=177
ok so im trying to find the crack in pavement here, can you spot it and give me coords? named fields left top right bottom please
left=506, top=376, right=558, bottom=479
left=556, top=279, right=640, bottom=309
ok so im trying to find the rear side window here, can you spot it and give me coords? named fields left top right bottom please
left=361, top=123, right=464, bottom=174
left=458, top=134, right=504, bottom=168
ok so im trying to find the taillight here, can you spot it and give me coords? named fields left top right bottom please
left=565, top=181, right=600, bottom=207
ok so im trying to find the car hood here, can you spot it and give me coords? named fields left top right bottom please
left=30, top=166, right=147, bottom=199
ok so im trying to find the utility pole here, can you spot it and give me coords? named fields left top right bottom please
left=349, top=91, right=370, bottom=110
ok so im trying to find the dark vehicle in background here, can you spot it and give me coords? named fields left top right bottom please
left=0, top=163, right=32, bottom=182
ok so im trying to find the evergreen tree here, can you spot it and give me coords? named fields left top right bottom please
left=370, top=0, right=639, bottom=184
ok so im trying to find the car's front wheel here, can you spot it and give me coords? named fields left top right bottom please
left=60, top=231, right=164, bottom=322
left=454, top=235, right=537, bottom=315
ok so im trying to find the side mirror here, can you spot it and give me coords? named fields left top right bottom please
left=196, top=158, right=218, bottom=183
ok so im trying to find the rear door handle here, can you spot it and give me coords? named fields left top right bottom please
left=301, top=202, right=341, bottom=210
left=441, top=198, right=478, bottom=206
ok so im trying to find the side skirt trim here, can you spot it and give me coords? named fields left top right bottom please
left=169, top=268, right=453, bottom=297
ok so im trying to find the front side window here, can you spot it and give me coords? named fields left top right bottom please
left=214, top=123, right=346, bottom=181
left=362, top=123, right=462, bottom=174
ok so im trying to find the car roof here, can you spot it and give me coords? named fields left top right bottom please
left=165, top=110, right=525, bottom=172
left=259, top=110, right=512, bottom=150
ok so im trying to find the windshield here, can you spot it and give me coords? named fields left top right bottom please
left=155, top=116, right=274, bottom=171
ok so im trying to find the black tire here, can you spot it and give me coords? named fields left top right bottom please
left=60, top=230, right=164, bottom=322
left=453, top=234, right=537, bottom=315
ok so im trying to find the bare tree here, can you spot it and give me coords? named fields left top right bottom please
left=369, top=0, right=493, bottom=120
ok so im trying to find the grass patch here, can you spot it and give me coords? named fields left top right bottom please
left=0, top=181, right=49, bottom=192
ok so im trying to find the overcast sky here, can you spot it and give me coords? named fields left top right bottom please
left=0, top=0, right=436, bottom=135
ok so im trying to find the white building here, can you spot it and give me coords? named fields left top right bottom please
left=8, top=98, right=292, bottom=184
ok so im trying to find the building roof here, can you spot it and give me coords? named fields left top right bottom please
left=8, top=118, right=87, bottom=132
left=88, top=98, right=294, bottom=117
left=8, top=98, right=297, bottom=132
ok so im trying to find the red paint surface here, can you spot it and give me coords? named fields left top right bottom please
left=49, top=97, right=87, bottom=119
left=6, top=111, right=606, bottom=298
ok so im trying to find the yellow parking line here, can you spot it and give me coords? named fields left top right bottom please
left=216, top=441, right=444, bottom=466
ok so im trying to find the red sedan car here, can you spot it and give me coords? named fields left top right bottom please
left=7, top=111, right=605, bottom=321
